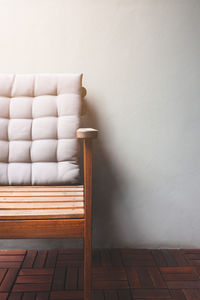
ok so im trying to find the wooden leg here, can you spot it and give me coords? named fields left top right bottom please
left=83, top=139, right=93, bottom=300
left=84, top=225, right=92, bottom=300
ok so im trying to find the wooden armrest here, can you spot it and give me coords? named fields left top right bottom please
left=76, top=128, right=98, bottom=139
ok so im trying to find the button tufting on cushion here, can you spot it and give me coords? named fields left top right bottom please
left=0, top=73, right=82, bottom=185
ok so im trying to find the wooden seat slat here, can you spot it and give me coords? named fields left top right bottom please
left=0, top=186, right=85, bottom=220
left=0, top=197, right=84, bottom=202
left=0, top=202, right=84, bottom=209
left=0, top=192, right=83, bottom=197
left=0, top=208, right=84, bottom=219
left=0, top=185, right=84, bottom=191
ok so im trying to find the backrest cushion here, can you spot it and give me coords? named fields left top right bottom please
left=0, top=73, right=82, bottom=185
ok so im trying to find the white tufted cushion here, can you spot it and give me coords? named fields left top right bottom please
left=0, top=73, right=82, bottom=185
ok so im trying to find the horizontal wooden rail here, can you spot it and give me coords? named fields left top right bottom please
left=0, top=219, right=84, bottom=238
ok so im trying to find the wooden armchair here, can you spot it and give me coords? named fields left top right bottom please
left=0, top=74, right=98, bottom=300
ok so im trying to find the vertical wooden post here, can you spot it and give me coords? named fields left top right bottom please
left=84, top=139, right=93, bottom=300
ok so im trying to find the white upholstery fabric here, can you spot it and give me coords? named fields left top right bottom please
left=0, top=73, right=82, bottom=185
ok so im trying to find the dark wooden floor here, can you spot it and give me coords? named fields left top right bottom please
left=0, top=249, right=200, bottom=299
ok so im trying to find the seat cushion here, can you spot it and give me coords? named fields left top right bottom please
left=0, top=74, right=82, bottom=185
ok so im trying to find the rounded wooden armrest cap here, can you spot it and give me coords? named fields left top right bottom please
left=76, top=128, right=98, bottom=139
left=81, top=87, right=87, bottom=97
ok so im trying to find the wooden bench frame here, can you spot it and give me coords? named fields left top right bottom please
left=0, top=126, right=98, bottom=300
left=77, top=127, right=98, bottom=300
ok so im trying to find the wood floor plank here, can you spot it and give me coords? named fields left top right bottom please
left=0, top=269, right=18, bottom=292
left=33, top=251, right=47, bottom=269
left=19, top=269, right=53, bottom=276
left=162, top=250, right=178, bottom=267
left=0, top=293, right=9, bottom=300
left=131, top=288, right=172, bottom=298
left=0, top=250, right=26, bottom=255
left=16, top=275, right=52, bottom=284
left=167, top=281, right=200, bottom=289
left=105, top=290, right=118, bottom=300
left=163, top=273, right=198, bottom=281
left=183, top=289, right=200, bottom=300
left=93, top=267, right=127, bottom=281
left=22, top=293, right=36, bottom=300
left=93, top=280, right=129, bottom=289
left=93, top=290, right=105, bottom=300
left=36, top=292, right=49, bottom=300
left=0, top=269, right=8, bottom=284
left=65, top=267, right=78, bottom=290
left=8, top=293, right=23, bottom=300
left=148, top=267, right=167, bottom=288
left=0, top=262, right=22, bottom=268
left=118, top=290, right=132, bottom=300
left=160, top=267, right=194, bottom=273
left=50, top=290, right=83, bottom=299
left=100, top=249, right=112, bottom=267
left=170, top=289, right=187, bottom=300
left=170, top=250, right=189, bottom=266
left=45, top=250, right=58, bottom=268
left=122, top=252, right=155, bottom=267
left=0, top=256, right=23, bottom=262
left=111, top=250, right=123, bottom=267
left=2, top=248, right=200, bottom=299
left=52, top=268, right=66, bottom=291
left=126, top=267, right=141, bottom=288
left=93, top=249, right=101, bottom=267
left=137, top=267, right=154, bottom=288
left=78, top=267, right=83, bottom=290
left=22, top=251, right=37, bottom=269
left=12, top=283, right=51, bottom=292
left=152, top=250, right=168, bottom=267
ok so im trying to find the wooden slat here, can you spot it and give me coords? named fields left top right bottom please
left=22, top=250, right=37, bottom=268
left=0, top=202, right=84, bottom=209
left=131, top=288, right=171, bottom=298
left=65, top=267, right=78, bottom=290
left=0, top=185, right=83, bottom=191
left=33, top=250, right=48, bottom=269
left=12, top=283, right=51, bottom=292
left=0, top=185, right=85, bottom=221
left=0, top=219, right=84, bottom=238
left=50, top=291, right=83, bottom=299
left=0, top=208, right=84, bottom=219
left=52, top=268, right=66, bottom=291
left=0, top=197, right=83, bottom=202
left=45, top=250, right=58, bottom=268
left=19, top=269, right=53, bottom=276
left=8, top=293, right=23, bottom=300
left=0, top=192, right=83, bottom=197
left=0, top=269, right=18, bottom=292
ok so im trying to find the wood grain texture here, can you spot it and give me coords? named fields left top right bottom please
left=0, top=249, right=199, bottom=299
left=83, top=139, right=93, bottom=300
left=0, top=186, right=84, bottom=220
left=0, top=219, right=84, bottom=238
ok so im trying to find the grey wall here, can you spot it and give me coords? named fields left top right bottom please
left=0, top=0, right=200, bottom=249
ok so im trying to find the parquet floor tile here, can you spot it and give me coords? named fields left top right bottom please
left=0, top=249, right=199, bottom=299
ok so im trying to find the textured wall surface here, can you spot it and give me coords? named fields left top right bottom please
left=0, top=0, right=200, bottom=248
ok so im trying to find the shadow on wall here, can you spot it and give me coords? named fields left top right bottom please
left=84, top=97, right=130, bottom=248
